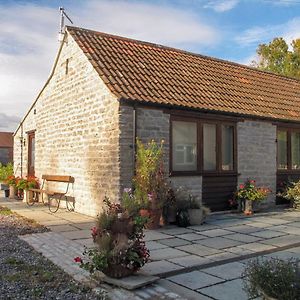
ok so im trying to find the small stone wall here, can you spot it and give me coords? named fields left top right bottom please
left=237, top=120, right=277, bottom=207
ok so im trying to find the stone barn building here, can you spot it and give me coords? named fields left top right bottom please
left=14, top=26, right=300, bottom=216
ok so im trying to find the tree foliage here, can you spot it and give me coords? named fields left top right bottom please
left=253, top=37, right=300, bottom=79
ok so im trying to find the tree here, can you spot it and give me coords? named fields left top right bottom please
left=252, top=37, right=300, bottom=79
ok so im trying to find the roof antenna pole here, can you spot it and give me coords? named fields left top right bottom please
left=58, top=7, right=73, bottom=42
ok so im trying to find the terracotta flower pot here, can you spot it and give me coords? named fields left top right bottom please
left=9, top=185, right=15, bottom=199
left=102, top=264, right=135, bottom=278
left=139, top=209, right=151, bottom=218
left=146, top=209, right=162, bottom=230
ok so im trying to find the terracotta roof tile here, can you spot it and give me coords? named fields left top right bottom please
left=67, top=26, right=300, bottom=122
left=0, top=132, right=13, bottom=148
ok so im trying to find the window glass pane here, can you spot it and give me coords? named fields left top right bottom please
left=0, top=148, right=10, bottom=165
left=203, top=123, right=216, bottom=170
left=291, top=132, right=300, bottom=169
left=277, top=131, right=287, bottom=169
left=172, top=121, right=197, bottom=171
left=222, top=125, right=234, bottom=170
left=31, top=137, right=35, bottom=168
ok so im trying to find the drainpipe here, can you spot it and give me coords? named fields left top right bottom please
left=132, top=105, right=137, bottom=175
left=20, top=123, right=23, bottom=177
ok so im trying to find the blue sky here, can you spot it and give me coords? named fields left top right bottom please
left=1, top=0, right=300, bottom=131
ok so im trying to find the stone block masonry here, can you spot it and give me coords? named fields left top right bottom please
left=14, top=33, right=120, bottom=216
left=237, top=120, right=277, bottom=207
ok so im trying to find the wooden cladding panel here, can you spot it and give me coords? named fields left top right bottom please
left=202, top=175, right=237, bottom=211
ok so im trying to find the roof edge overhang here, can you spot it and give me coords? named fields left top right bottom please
left=13, top=32, right=68, bottom=136
left=119, top=97, right=300, bottom=126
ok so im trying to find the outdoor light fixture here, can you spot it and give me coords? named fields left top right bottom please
left=19, top=137, right=25, bottom=147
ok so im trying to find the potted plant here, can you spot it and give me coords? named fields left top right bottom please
left=243, top=258, right=300, bottom=300
left=162, top=188, right=177, bottom=224
left=175, top=187, right=210, bottom=226
left=5, top=175, right=17, bottom=199
left=25, top=176, right=39, bottom=203
left=76, top=196, right=149, bottom=279
left=235, top=179, right=270, bottom=215
left=0, top=163, right=13, bottom=197
left=281, top=180, right=300, bottom=210
left=15, top=177, right=28, bottom=200
left=133, top=139, right=169, bottom=229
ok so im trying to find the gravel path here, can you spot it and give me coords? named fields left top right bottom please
left=0, top=206, right=107, bottom=300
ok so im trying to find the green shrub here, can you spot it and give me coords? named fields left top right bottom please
left=0, top=163, right=13, bottom=182
left=243, top=258, right=300, bottom=300
left=283, top=180, right=300, bottom=209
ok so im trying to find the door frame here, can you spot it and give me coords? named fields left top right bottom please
left=27, top=131, right=35, bottom=176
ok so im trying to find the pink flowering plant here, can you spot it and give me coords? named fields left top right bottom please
left=236, top=179, right=270, bottom=202
left=74, top=196, right=149, bottom=278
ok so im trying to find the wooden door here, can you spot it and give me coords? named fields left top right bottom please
left=27, top=132, right=35, bottom=176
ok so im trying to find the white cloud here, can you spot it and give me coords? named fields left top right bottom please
left=0, top=1, right=219, bottom=132
left=75, top=1, right=218, bottom=46
left=271, top=0, right=299, bottom=6
left=0, top=113, right=20, bottom=132
left=204, top=0, right=239, bottom=12
left=235, top=17, right=300, bottom=47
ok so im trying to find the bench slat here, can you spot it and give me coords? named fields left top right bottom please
left=41, top=175, right=74, bottom=183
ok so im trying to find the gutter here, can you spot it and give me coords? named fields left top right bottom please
left=13, top=32, right=67, bottom=136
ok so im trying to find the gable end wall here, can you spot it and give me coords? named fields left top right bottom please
left=14, top=33, right=120, bottom=216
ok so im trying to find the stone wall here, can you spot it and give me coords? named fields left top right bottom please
left=119, top=105, right=203, bottom=201
left=237, top=120, right=277, bottom=206
left=14, top=32, right=120, bottom=216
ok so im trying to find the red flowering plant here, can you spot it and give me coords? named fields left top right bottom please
left=5, top=175, right=16, bottom=186
left=75, top=196, right=149, bottom=278
left=235, top=179, right=271, bottom=214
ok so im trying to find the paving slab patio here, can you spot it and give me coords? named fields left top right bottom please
left=2, top=196, right=300, bottom=298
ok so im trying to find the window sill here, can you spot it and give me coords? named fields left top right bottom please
left=170, top=171, right=239, bottom=177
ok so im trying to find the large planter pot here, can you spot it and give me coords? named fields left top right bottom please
left=166, top=206, right=177, bottom=224
left=146, top=209, right=162, bottom=230
left=111, top=217, right=134, bottom=234
left=101, top=264, right=136, bottom=279
left=9, top=185, right=15, bottom=199
left=188, top=208, right=204, bottom=226
left=24, top=190, right=34, bottom=204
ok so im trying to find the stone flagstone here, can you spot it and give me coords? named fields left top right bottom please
left=198, top=278, right=248, bottom=300
left=168, top=255, right=212, bottom=268
left=250, top=230, right=286, bottom=239
left=177, top=233, right=207, bottom=241
left=224, top=233, right=262, bottom=243
left=150, top=247, right=188, bottom=261
left=168, top=271, right=224, bottom=290
left=176, top=244, right=221, bottom=256
left=100, top=273, right=160, bottom=290
left=223, top=224, right=262, bottom=234
left=200, top=229, right=233, bottom=237
left=195, top=237, right=243, bottom=249
left=159, top=238, right=191, bottom=247
left=146, top=241, right=169, bottom=251
left=144, top=231, right=173, bottom=241
left=141, top=260, right=183, bottom=276
left=201, top=262, right=245, bottom=280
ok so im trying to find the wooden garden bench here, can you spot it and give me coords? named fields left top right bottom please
left=28, top=175, right=75, bottom=213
